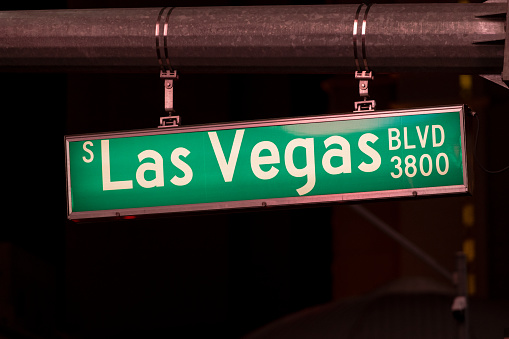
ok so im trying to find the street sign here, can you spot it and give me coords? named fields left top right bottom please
left=65, top=105, right=470, bottom=220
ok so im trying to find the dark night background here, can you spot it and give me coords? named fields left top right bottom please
left=1, top=0, right=508, bottom=338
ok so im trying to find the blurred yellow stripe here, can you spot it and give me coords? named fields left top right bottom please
left=463, top=238, right=475, bottom=262
left=462, top=204, right=475, bottom=227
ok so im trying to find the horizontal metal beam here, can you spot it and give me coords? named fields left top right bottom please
left=0, top=3, right=506, bottom=74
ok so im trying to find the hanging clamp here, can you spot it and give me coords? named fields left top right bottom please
left=353, top=2, right=376, bottom=113
left=159, top=69, right=180, bottom=128
left=354, top=70, right=376, bottom=112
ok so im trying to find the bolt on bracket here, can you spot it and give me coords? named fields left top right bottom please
left=159, top=69, right=180, bottom=128
left=354, top=71, right=376, bottom=112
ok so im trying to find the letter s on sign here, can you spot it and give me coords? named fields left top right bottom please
left=358, top=133, right=381, bottom=173
left=82, top=141, right=94, bottom=163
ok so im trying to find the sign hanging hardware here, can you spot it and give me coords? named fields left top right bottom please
left=354, top=70, right=376, bottom=112
left=155, top=7, right=180, bottom=128
left=159, top=69, right=181, bottom=128
left=353, top=2, right=376, bottom=113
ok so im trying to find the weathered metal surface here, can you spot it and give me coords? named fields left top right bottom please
left=0, top=3, right=506, bottom=73
left=0, top=8, right=159, bottom=71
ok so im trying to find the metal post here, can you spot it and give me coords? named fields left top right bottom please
left=0, top=3, right=506, bottom=73
left=453, top=252, right=470, bottom=339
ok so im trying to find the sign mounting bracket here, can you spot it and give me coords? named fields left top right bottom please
left=159, top=70, right=180, bottom=128
left=353, top=2, right=376, bottom=113
left=354, top=70, right=376, bottom=112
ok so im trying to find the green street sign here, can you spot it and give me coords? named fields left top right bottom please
left=65, top=105, right=471, bottom=220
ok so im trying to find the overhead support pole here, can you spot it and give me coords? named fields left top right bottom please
left=0, top=3, right=506, bottom=74
left=477, top=0, right=508, bottom=88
